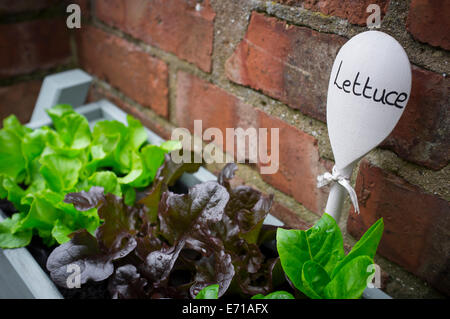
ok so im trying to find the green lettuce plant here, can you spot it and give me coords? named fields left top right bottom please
left=276, top=214, right=384, bottom=299
left=0, top=105, right=180, bottom=248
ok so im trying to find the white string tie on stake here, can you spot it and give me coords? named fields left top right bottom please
left=317, top=166, right=360, bottom=214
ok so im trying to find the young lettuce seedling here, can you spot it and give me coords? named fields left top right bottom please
left=276, top=214, right=383, bottom=299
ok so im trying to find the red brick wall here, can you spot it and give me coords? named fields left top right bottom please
left=0, top=0, right=74, bottom=125
left=0, top=0, right=448, bottom=298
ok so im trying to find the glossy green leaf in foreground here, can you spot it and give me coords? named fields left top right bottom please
left=324, top=255, right=374, bottom=299
left=276, top=213, right=345, bottom=292
left=277, top=214, right=383, bottom=299
left=251, top=291, right=295, bottom=299
left=331, top=218, right=383, bottom=278
left=301, top=260, right=331, bottom=299
left=195, top=284, right=219, bottom=299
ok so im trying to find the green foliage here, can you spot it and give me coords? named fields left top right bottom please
left=195, top=284, right=219, bottom=299
left=277, top=214, right=383, bottom=299
left=0, top=105, right=181, bottom=248
left=252, top=291, right=295, bottom=299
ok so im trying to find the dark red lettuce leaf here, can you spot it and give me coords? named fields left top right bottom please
left=138, top=154, right=202, bottom=223
left=188, top=248, right=235, bottom=298
left=158, top=181, right=229, bottom=244
left=46, top=229, right=135, bottom=287
left=108, top=264, right=148, bottom=299
left=47, top=187, right=142, bottom=287
left=64, top=186, right=105, bottom=211
left=142, top=239, right=185, bottom=288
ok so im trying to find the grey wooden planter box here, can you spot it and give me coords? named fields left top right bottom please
left=0, top=69, right=390, bottom=299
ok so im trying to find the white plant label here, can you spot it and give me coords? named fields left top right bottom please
left=327, top=31, right=412, bottom=169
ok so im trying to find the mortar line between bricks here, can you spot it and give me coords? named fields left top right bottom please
left=91, top=18, right=216, bottom=80
left=0, top=62, right=77, bottom=87
left=91, top=77, right=176, bottom=133
left=244, top=38, right=312, bottom=77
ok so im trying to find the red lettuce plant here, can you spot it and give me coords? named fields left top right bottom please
left=46, top=159, right=280, bottom=299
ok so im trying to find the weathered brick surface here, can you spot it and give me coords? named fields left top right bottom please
left=0, top=80, right=42, bottom=124
left=407, top=0, right=450, bottom=50
left=257, top=111, right=332, bottom=214
left=71, top=0, right=90, bottom=17
left=76, top=25, right=169, bottom=118
left=95, top=0, right=215, bottom=72
left=275, top=0, right=390, bottom=25
left=87, top=84, right=172, bottom=140
left=348, top=160, right=450, bottom=295
left=226, top=13, right=449, bottom=169
left=176, top=71, right=331, bottom=215
left=270, top=202, right=312, bottom=230
left=0, top=0, right=58, bottom=14
left=381, top=66, right=450, bottom=170
left=0, top=19, right=71, bottom=79
left=225, top=12, right=346, bottom=123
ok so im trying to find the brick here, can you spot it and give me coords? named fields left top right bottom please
left=76, top=25, right=169, bottom=118
left=0, top=19, right=71, bottom=79
left=175, top=71, right=331, bottom=215
left=407, top=0, right=450, bottom=50
left=70, top=0, right=90, bottom=18
left=87, top=85, right=172, bottom=140
left=381, top=66, right=449, bottom=170
left=275, top=0, right=390, bottom=25
left=348, top=160, right=450, bottom=295
left=270, top=202, right=312, bottom=230
left=95, top=0, right=215, bottom=72
left=0, top=80, right=42, bottom=125
left=225, top=12, right=346, bottom=123
left=257, top=112, right=332, bottom=214
left=0, top=0, right=59, bottom=14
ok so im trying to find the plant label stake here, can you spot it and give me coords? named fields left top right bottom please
left=318, top=31, right=412, bottom=222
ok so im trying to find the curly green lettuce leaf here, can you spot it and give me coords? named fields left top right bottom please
left=0, top=117, right=26, bottom=182
left=87, top=171, right=122, bottom=197
left=46, top=104, right=91, bottom=151
left=40, top=154, right=82, bottom=192
left=0, top=213, right=32, bottom=248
